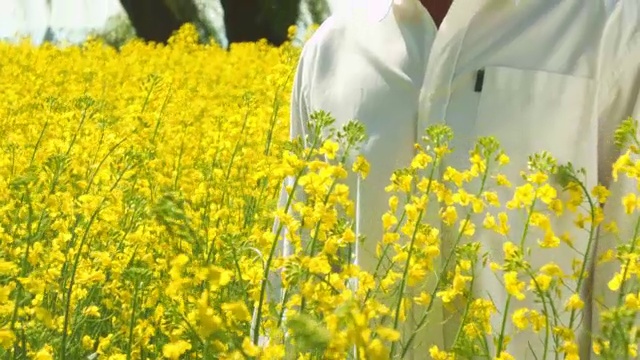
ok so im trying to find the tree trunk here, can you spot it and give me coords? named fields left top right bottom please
left=118, top=0, right=190, bottom=43
left=220, top=0, right=301, bottom=46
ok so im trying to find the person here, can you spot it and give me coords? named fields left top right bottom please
left=283, top=0, right=640, bottom=358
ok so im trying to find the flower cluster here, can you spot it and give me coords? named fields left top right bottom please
left=0, top=24, right=298, bottom=359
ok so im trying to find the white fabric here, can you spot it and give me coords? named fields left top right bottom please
left=0, top=0, right=49, bottom=44
left=285, top=0, right=640, bottom=358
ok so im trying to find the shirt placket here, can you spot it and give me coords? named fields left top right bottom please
left=410, top=3, right=488, bottom=353
left=416, top=0, right=487, bottom=139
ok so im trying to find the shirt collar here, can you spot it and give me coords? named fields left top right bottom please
left=352, top=0, right=524, bottom=23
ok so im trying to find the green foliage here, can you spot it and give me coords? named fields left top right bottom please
left=92, top=13, right=137, bottom=49
left=306, top=0, right=331, bottom=25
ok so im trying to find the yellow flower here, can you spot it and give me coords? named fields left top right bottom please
left=536, top=183, right=557, bottom=204
left=162, top=340, right=192, bottom=360
left=591, top=185, right=611, bottom=204
left=560, top=341, right=580, bottom=360
left=470, top=152, right=487, bottom=174
left=405, top=203, right=420, bottom=221
left=82, top=305, right=101, bottom=318
left=208, top=265, right=233, bottom=289
left=309, top=254, right=332, bottom=275
left=612, top=150, right=631, bottom=181
left=625, top=293, right=640, bottom=311
left=221, top=301, right=252, bottom=322
left=622, top=193, right=638, bottom=214
left=483, top=213, right=497, bottom=229
left=352, top=155, right=370, bottom=179
left=538, top=231, right=560, bottom=248
left=319, top=140, right=339, bottom=159
left=0, top=329, right=15, bottom=349
left=507, top=183, right=535, bottom=209
left=503, top=242, right=519, bottom=261
left=471, top=198, right=485, bottom=213
left=382, top=212, right=398, bottom=230
left=495, top=174, right=512, bottom=187
left=463, top=323, right=482, bottom=339
left=498, top=153, right=510, bottom=165
left=410, top=152, right=432, bottom=170
left=459, top=219, right=476, bottom=237
left=429, top=346, right=456, bottom=360
left=527, top=171, right=548, bottom=185
left=483, top=191, right=500, bottom=206
left=529, top=211, right=551, bottom=230
left=566, top=183, right=585, bottom=211
left=554, top=326, right=575, bottom=341
left=512, top=308, right=529, bottom=330
left=33, top=346, right=54, bottom=360
left=414, top=291, right=432, bottom=306
left=504, top=271, right=526, bottom=300
left=441, top=206, right=458, bottom=226
left=82, top=335, right=94, bottom=350
left=382, top=232, right=400, bottom=244
left=497, top=212, right=510, bottom=235
left=388, top=195, right=399, bottom=212
left=608, top=272, right=624, bottom=291
left=452, top=189, right=472, bottom=206
left=529, top=310, right=546, bottom=332
left=443, top=167, right=465, bottom=187
left=564, top=294, right=584, bottom=310
left=530, top=273, right=552, bottom=292
left=540, top=262, right=563, bottom=277
left=376, top=326, right=401, bottom=342
left=604, top=220, right=619, bottom=234
left=242, top=337, right=261, bottom=357
left=0, top=261, right=18, bottom=276
left=341, top=228, right=356, bottom=243
left=495, top=351, right=515, bottom=360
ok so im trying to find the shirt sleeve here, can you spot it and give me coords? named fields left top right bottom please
left=590, top=20, right=640, bottom=342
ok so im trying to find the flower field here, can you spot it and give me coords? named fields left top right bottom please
left=0, top=24, right=639, bottom=360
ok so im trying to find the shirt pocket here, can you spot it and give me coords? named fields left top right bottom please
left=474, top=66, right=597, bottom=181
left=471, top=67, right=599, bottom=289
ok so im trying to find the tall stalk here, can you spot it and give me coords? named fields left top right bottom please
left=252, top=134, right=320, bottom=345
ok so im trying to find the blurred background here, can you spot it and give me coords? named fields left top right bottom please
left=0, top=0, right=337, bottom=48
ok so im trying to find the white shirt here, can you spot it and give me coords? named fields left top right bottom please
left=283, top=0, right=640, bottom=358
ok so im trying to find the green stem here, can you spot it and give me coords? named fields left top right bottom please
left=173, top=128, right=186, bottom=191
left=65, top=105, right=89, bottom=157
left=151, top=84, right=172, bottom=145
left=401, top=157, right=492, bottom=357
left=127, top=282, right=141, bottom=360
left=363, top=211, right=408, bottom=303
left=496, top=198, right=537, bottom=355
left=525, top=268, right=553, bottom=360
left=276, top=287, right=290, bottom=328
left=565, top=177, right=597, bottom=329
left=616, top=217, right=640, bottom=305
left=60, top=202, right=103, bottom=359
left=29, top=120, right=49, bottom=166
left=10, top=187, right=36, bottom=360
left=390, top=165, right=439, bottom=357
left=299, top=145, right=352, bottom=314
left=389, top=208, right=423, bottom=357
left=452, top=265, right=477, bottom=348
left=252, top=135, right=320, bottom=345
